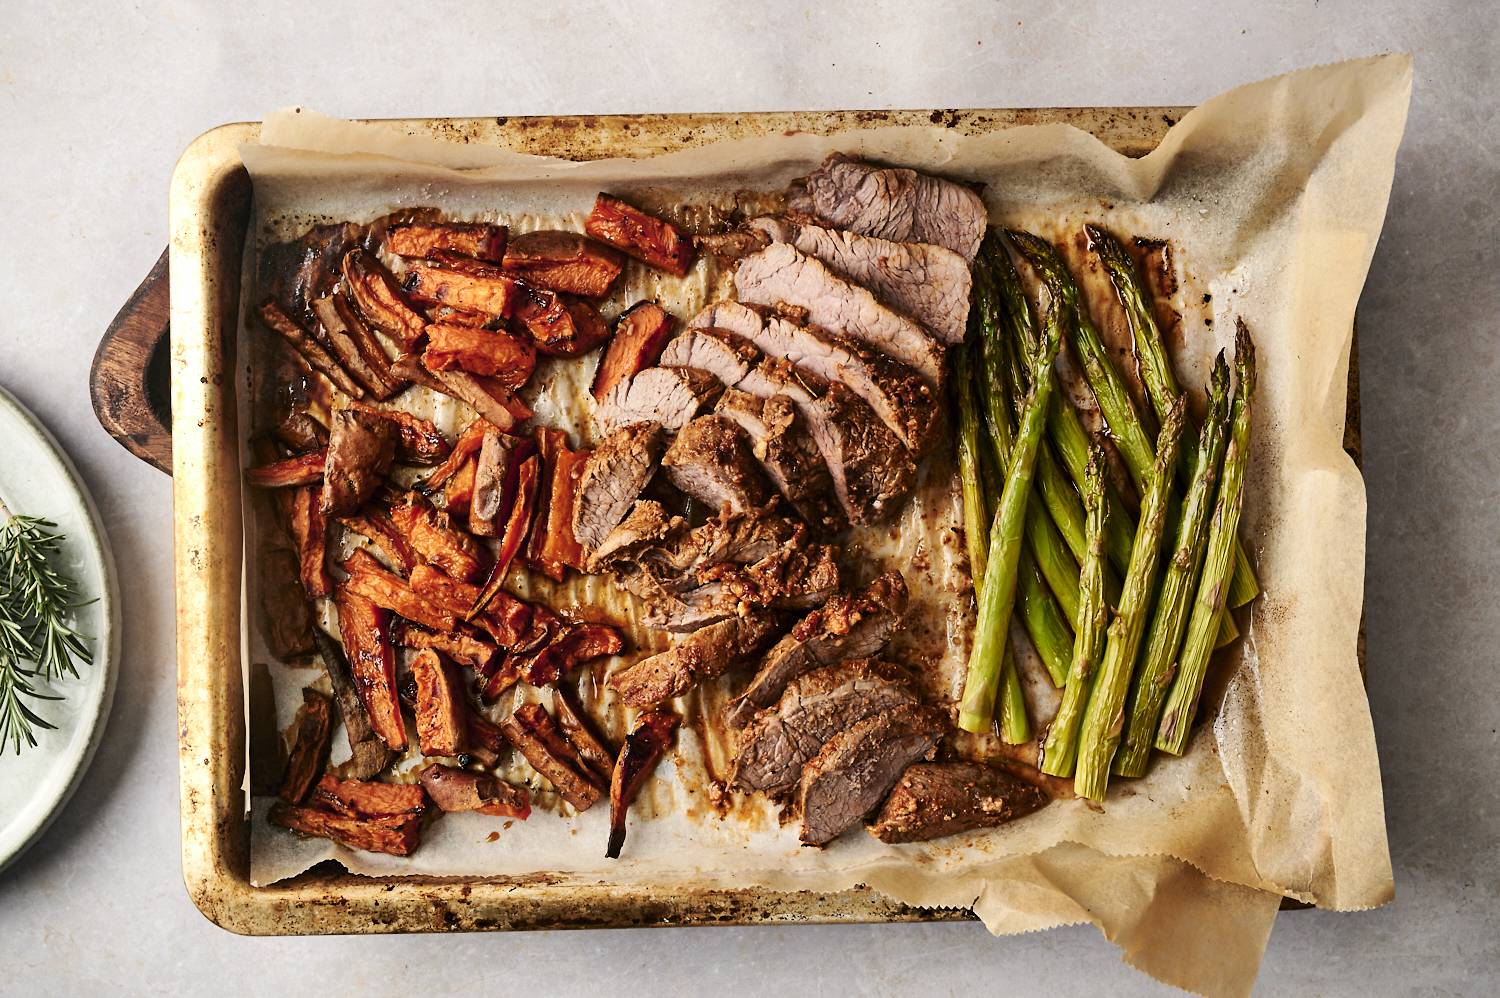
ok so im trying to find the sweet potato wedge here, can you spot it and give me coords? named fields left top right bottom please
left=387, top=221, right=508, bottom=264
left=423, top=322, right=537, bottom=390
left=420, top=419, right=496, bottom=491
left=527, top=440, right=588, bottom=580
left=444, top=457, right=478, bottom=519
left=342, top=249, right=426, bottom=350
left=319, top=407, right=398, bottom=517
left=391, top=354, right=525, bottom=431
left=284, top=485, right=333, bottom=598
left=590, top=301, right=677, bottom=400
left=313, top=773, right=427, bottom=818
left=391, top=619, right=498, bottom=674
left=478, top=659, right=523, bottom=704
left=269, top=802, right=422, bottom=856
left=342, top=548, right=457, bottom=632
left=553, top=688, right=614, bottom=784
left=340, top=510, right=419, bottom=574
left=514, top=623, right=624, bottom=687
left=408, top=564, right=532, bottom=649
left=312, top=296, right=403, bottom=400
left=410, top=649, right=467, bottom=757
left=513, top=285, right=611, bottom=357
left=311, top=628, right=393, bottom=780
left=278, top=688, right=332, bottom=805
left=607, top=708, right=681, bottom=858
left=501, top=230, right=624, bottom=298
left=258, top=298, right=366, bottom=398
left=389, top=493, right=486, bottom=583
left=501, top=705, right=602, bottom=812
left=331, top=292, right=407, bottom=397
left=469, top=429, right=512, bottom=538
left=247, top=448, right=328, bottom=488
left=585, top=194, right=696, bottom=276
left=333, top=586, right=407, bottom=751
left=343, top=401, right=450, bottom=465
left=470, top=451, right=540, bottom=615
left=419, top=763, right=531, bottom=818
left=401, top=255, right=519, bottom=320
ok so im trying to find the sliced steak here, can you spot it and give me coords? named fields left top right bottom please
left=726, top=571, right=909, bottom=727
left=320, top=407, right=398, bottom=516
left=787, top=153, right=988, bottom=261
left=746, top=217, right=971, bottom=344
left=731, top=659, right=917, bottom=796
left=625, top=540, right=841, bottom=633
left=592, top=504, right=800, bottom=578
left=572, top=422, right=666, bottom=551
left=867, top=762, right=1049, bottom=843
left=659, top=325, right=760, bottom=385
left=661, top=414, right=774, bottom=515
left=714, top=390, right=845, bottom=534
left=798, top=702, right=944, bottom=846
left=595, top=366, right=723, bottom=432
left=694, top=300, right=935, bottom=452
left=608, top=612, right=781, bottom=707
left=733, top=243, right=945, bottom=386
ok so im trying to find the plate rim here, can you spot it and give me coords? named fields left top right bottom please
left=0, top=385, right=121, bottom=875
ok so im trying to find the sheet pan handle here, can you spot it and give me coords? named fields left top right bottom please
left=91, top=248, right=172, bottom=475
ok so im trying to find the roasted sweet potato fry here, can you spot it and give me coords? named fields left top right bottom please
left=410, top=649, right=467, bottom=757
left=514, top=624, right=624, bottom=687
left=343, top=401, right=450, bottom=465
left=331, top=292, right=407, bottom=397
left=312, top=296, right=403, bottom=400
left=444, top=457, right=478, bottom=519
left=340, top=510, right=419, bottom=574
left=387, top=221, right=508, bottom=263
left=389, top=493, right=485, bottom=582
left=401, top=255, right=519, bottom=320
left=607, top=708, right=681, bottom=858
left=419, top=764, right=531, bottom=818
left=471, top=452, right=540, bottom=617
left=408, top=564, right=532, bottom=648
left=420, top=419, right=495, bottom=491
left=585, top=194, right=696, bottom=276
left=478, top=659, right=523, bottom=703
left=553, top=688, right=614, bottom=784
left=284, top=485, right=333, bottom=598
left=501, top=230, right=625, bottom=298
left=319, top=407, right=398, bottom=517
left=590, top=301, right=677, bottom=400
left=247, top=448, right=328, bottom=488
left=342, top=547, right=457, bottom=632
left=260, top=548, right=316, bottom=660
left=313, top=773, right=427, bottom=818
left=466, top=707, right=509, bottom=762
left=269, top=802, right=423, bottom=856
left=469, top=429, right=511, bottom=538
left=528, top=443, right=589, bottom=579
left=501, top=705, right=602, bottom=812
left=391, top=354, right=525, bottom=431
left=343, top=249, right=426, bottom=350
left=259, top=299, right=366, bottom=398
left=311, top=628, right=392, bottom=780
left=278, top=688, right=332, bottom=804
left=513, top=285, right=611, bottom=357
left=333, top=585, right=407, bottom=751
left=391, top=619, right=499, bottom=674
left=423, top=323, right=537, bottom=389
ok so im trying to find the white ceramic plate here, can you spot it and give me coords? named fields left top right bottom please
left=0, top=386, right=119, bottom=874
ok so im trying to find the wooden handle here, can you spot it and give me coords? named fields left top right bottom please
left=91, top=248, right=172, bottom=475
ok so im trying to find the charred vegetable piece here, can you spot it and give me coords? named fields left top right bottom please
left=500, top=705, right=603, bottom=812
left=282, top=485, right=333, bottom=598
left=319, top=407, right=398, bottom=517
left=591, top=301, right=677, bottom=400
left=388, top=492, right=485, bottom=583
left=330, top=292, right=407, bottom=398
left=390, top=619, right=499, bottom=674
left=277, top=688, right=332, bottom=805
left=407, top=564, right=532, bottom=649
left=342, top=249, right=427, bottom=350
left=422, top=323, right=537, bottom=389
left=419, top=763, right=531, bottom=818
left=421, top=419, right=496, bottom=491
left=343, top=401, right=450, bottom=465
left=512, top=623, right=623, bottom=687
left=501, top=230, right=625, bottom=298
left=444, top=456, right=478, bottom=519
left=606, top=708, right=680, bottom=858
left=312, top=773, right=427, bottom=819
left=469, top=429, right=517, bottom=538
left=247, top=449, right=328, bottom=488
left=269, top=802, right=422, bottom=856
left=389, top=355, right=524, bottom=431
left=311, top=296, right=402, bottom=399
left=340, top=510, right=419, bottom=574
left=470, top=454, right=540, bottom=619
left=341, top=548, right=457, bottom=632
left=401, top=255, right=519, bottom=320
left=553, top=688, right=614, bottom=784
left=513, top=285, right=611, bottom=357
left=387, top=221, right=508, bottom=263
left=527, top=441, right=588, bottom=581
left=311, top=628, right=392, bottom=779
left=410, top=649, right=467, bottom=757
left=258, top=299, right=366, bottom=398
left=585, top=194, right=696, bottom=276
left=333, top=585, right=407, bottom=752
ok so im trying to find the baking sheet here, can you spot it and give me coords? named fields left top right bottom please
left=235, top=56, right=1407, bottom=997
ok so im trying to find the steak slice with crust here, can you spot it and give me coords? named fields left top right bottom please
left=595, top=366, right=723, bottom=432
left=787, top=153, right=988, bottom=261
left=572, top=422, right=666, bottom=551
left=867, top=762, right=1049, bottom=843
left=732, top=243, right=945, bottom=386
left=659, top=325, right=760, bottom=386
left=725, top=571, right=908, bottom=728
left=731, top=659, right=916, bottom=796
left=621, top=539, right=841, bottom=633
left=661, top=414, right=774, bottom=515
left=608, top=612, right=781, bottom=707
left=798, top=702, right=944, bottom=846
left=693, top=300, right=936, bottom=452
left=746, top=217, right=971, bottom=344
left=713, top=389, right=845, bottom=535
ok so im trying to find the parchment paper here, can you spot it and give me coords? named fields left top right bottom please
left=234, top=56, right=1408, bottom=997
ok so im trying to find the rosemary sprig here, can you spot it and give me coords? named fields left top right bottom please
left=0, top=498, right=94, bottom=754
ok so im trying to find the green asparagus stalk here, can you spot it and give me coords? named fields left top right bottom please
left=1112, top=355, right=1232, bottom=777
left=1073, top=396, right=1186, bottom=800
left=982, top=234, right=1136, bottom=574
left=958, top=311, right=1064, bottom=734
left=1156, top=324, right=1256, bottom=756
left=1039, top=446, right=1110, bottom=777
left=1086, top=224, right=1259, bottom=609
